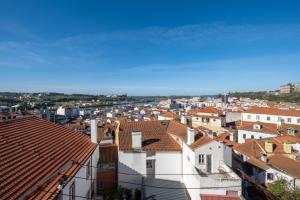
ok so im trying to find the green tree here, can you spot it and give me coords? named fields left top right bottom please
left=269, top=178, right=300, bottom=200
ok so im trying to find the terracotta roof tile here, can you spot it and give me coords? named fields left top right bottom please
left=200, top=194, right=241, bottom=200
left=118, top=120, right=182, bottom=151
left=0, top=116, right=97, bottom=200
left=189, top=136, right=214, bottom=149
left=244, top=107, right=300, bottom=117
left=268, top=155, right=300, bottom=178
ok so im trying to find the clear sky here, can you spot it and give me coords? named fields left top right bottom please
left=1, top=0, right=300, bottom=95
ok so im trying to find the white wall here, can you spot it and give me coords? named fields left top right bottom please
left=182, top=142, right=201, bottom=200
left=242, top=113, right=300, bottom=125
left=61, top=146, right=99, bottom=200
left=194, top=141, right=224, bottom=173
left=118, top=151, right=146, bottom=190
left=57, top=107, right=65, bottom=116
left=118, top=150, right=182, bottom=190
left=237, top=129, right=276, bottom=144
left=155, top=152, right=182, bottom=181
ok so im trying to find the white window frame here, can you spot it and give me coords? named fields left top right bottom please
left=69, top=180, right=75, bottom=200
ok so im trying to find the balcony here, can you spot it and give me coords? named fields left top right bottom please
left=197, top=163, right=241, bottom=193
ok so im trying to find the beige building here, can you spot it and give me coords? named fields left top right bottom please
left=280, top=83, right=292, bottom=94
left=190, top=107, right=226, bottom=129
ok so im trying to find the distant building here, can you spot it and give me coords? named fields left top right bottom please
left=280, top=83, right=292, bottom=94
left=190, top=107, right=226, bottom=128
left=295, top=82, right=300, bottom=92
left=222, top=93, right=229, bottom=104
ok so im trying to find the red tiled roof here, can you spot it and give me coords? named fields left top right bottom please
left=238, top=122, right=279, bottom=134
left=189, top=136, right=214, bottom=149
left=99, top=144, right=118, bottom=163
left=0, top=116, right=97, bottom=200
left=200, top=194, right=241, bottom=200
left=118, top=120, right=182, bottom=151
left=243, top=107, right=300, bottom=117
left=268, top=155, right=300, bottom=178
left=199, top=107, right=220, bottom=114
left=160, top=112, right=179, bottom=119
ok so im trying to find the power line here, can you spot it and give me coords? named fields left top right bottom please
left=81, top=163, right=240, bottom=176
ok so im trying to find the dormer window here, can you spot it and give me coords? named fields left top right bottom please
left=287, top=128, right=296, bottom=135
left=253, top=124, right=262, bottom=130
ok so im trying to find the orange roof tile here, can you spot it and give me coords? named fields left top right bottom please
left=189, top=136, right=214, bottom=149
left=244, top=107, right=300, bottom=117
left=0, top=116, right=97, bottom=200
left=119, top=120, right=182, bottom=152
left=268, top=155, right=300, bottom=178
left=200, top=194, right=241, bottom=200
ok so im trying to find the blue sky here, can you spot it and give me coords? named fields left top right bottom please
left=1, top=0, right=300, bottom=95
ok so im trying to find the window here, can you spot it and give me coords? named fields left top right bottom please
left=260, top=136, right=262, bottom=139
left=288, top=128, right=296, bottom=135
left=251, top=135, right=254, bottom=139
left=247, top=115, right=251, bottom=120
left=86, top=160, right=91, bottom=178
left=267, top=116, right=271, bottom=121
left=146, top=160, right=153, bottom=168
left=86, top=189, right=91, bottom=200
left=287, top=118, right=292, bottom=123
left=278, top=117, right=282, bottom=122
left=267, top=173, right=274, bottom=181
left=243, top=134, right=246, bottom=139
left=256, top=115, right=260, bottom=121
left=199, top=154, right=205, bottom=164
left=69, top=181, right=75, bottom=200
left=298, top=119, right=300, bottom=124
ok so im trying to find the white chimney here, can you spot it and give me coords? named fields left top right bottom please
left=187, top=127, right=195, bottom=145
left=132, top=132, right=142, bottom=149
left=181, top=116, right=187, bottom=124
left=91, top=119, right=98, bottom=144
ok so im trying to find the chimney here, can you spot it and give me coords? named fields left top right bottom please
left=187, top=127, right=195, bottom=145
left=208, top=130, right=214, bottom=139
left=181, top=116, right=187, bottom=125
left=132, top=132, right=142, bottom=149
left=283, top=141, right=292, bottom=154
left=265, top=140, right=274, bottom=153
left=91, top=119, right=98, bottom=144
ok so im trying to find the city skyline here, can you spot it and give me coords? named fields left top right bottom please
left=1, top=0, right=300, bottom=95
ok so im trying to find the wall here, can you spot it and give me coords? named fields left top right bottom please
left=192, top=116, right=223, bottom=128
left=237, top=129, right=276, bottom=144
left=118, top=150, right=182, bottom=190
left=61, top=146, right=99, bottom=199
left=182, top=142, right=201, bottom=200
left=118, top=151, right=146, bottom=190
left=194, top=141, right=224, bottom=173
left=242, top=113, right=300, bottom=125
left=155, top=152, right=182, bottom=181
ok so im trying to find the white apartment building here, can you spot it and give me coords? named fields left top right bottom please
left=117, top=120, right=241, bottom=200
left=241, top=107, right=300, bottom=125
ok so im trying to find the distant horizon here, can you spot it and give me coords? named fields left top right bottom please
left=1, top=1, right=300, bottom=95
left=0, top=88, right=281, bottom=97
